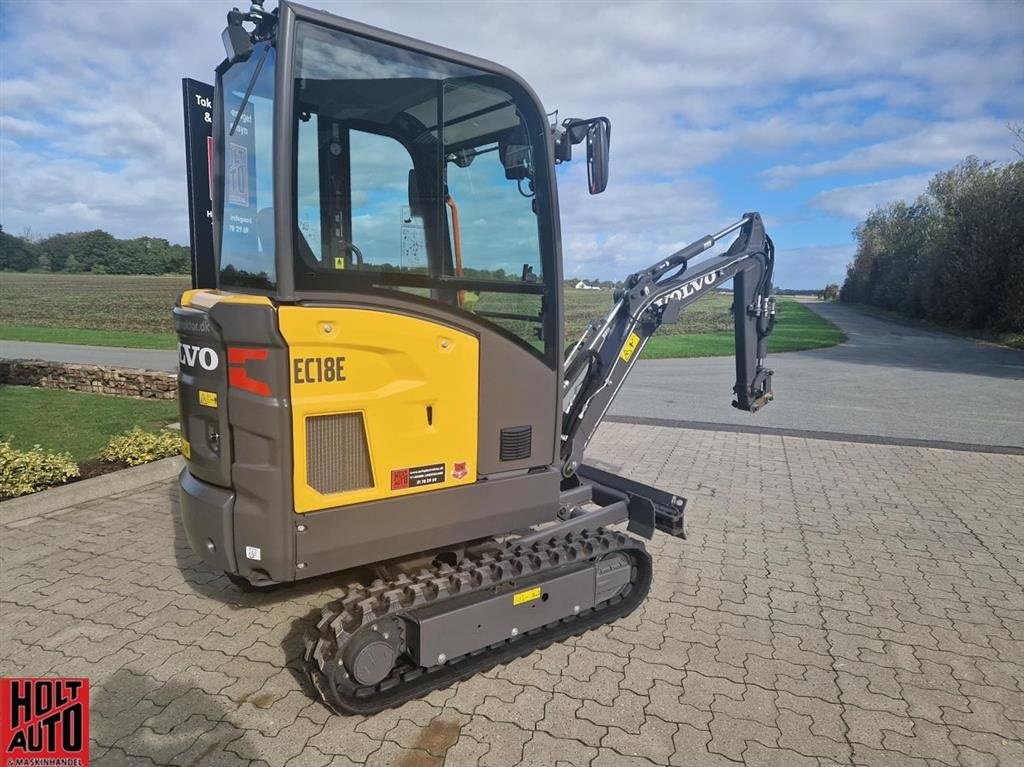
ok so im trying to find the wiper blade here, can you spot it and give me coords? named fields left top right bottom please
left=229, top=43, right=271, bottom=137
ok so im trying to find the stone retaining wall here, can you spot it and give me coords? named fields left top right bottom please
left=0, top=359, right=177, bottom=400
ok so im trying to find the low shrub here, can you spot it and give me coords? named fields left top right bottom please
left=99, top=427, right=182, bottom=466
left=0, top=438, right=80, bottom=498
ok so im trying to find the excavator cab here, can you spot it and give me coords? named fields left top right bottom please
left=176, top=0, right=776, bottom=714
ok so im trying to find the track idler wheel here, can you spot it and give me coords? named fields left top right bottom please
left=343, top=625, right=400, bottom=686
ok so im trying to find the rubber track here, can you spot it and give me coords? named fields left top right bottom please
left=303, top=529, right=652, bottom=715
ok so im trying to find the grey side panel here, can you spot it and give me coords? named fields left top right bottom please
left=178, top=468, right=236, bottom=573
left=296, top=469, right=560, bottom=577
left=285, top=292, right=557, bottom=474
left=209, top=301, right=296, bottom=584
left=476, top=331, right=556, bottom=473
left=174, top=307, right=232, bottom=486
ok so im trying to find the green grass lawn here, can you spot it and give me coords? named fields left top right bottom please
left=641, top=298, right=847, bottom=359
left=480, top=291, right=845, bottom=358
left=0, top=386, right=180, bottom=461
left=0, top=325, right=178, bottom=349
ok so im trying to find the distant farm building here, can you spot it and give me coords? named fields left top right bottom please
left=574, top=280, right=602, bottom=290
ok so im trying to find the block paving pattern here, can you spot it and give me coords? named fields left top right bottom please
left=2, top=423, right=1023, bottom=766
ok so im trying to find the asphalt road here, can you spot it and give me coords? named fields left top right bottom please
left=4, top=303, right=1023, bottom=447
left=0, top=339, right=177, bottom=372
left=611, top=301, right=1024, bottom=449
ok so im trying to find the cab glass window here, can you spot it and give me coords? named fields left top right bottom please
left=292, top=21, right=551, bottom=357
left=219, top=41, right=277, bottom=290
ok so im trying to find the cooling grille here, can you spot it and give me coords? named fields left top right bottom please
left=500, top=425, right=532, bottom=461
left=306, top=412, right=374, bottom=494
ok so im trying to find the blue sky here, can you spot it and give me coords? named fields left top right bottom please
left=1, top=0, right=1022, bottom=288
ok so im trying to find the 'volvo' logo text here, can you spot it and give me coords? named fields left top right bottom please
left=655, top=270, right=723, bottom=306
left=179, top=343, right=219, bottom=371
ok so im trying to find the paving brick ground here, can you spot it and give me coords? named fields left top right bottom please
left=2, top=423, right=1023, bottom=766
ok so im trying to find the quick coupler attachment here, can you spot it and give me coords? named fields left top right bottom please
left=732, top=366, right=774, bottom=413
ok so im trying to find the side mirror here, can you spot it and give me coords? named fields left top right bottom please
left=586, top=118, right=610, bottom=194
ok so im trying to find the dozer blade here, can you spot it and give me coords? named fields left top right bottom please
left=574, top=463, right=688, bottom=539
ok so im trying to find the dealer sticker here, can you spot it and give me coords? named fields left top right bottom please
left=1, top=678, right=90, bottom=766
left=391, top=463, right=445, bottom=491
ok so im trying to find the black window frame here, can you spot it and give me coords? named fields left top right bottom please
left=274, top=4, right=564, bottom=368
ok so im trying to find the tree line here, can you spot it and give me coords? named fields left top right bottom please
left=840, top=156, right=1023, bottom=334
left=0, top=227, right=191, bottom=275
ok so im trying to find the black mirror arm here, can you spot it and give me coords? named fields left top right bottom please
left=554, top=116, right=606, bottom=162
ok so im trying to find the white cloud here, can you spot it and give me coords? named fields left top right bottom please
left=761, top=118, right=1018, bottom=189
left=809, top=173, right=934, bottom=220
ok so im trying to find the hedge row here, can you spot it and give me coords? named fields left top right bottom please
left=0, top=227, right=190, bottom=275
left=0, top=428, right=182, bottom=499
left=840, top=156, right=1023, bottom=333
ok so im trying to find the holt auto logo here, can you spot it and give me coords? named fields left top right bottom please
left=1, top=678, right=89, bottom=767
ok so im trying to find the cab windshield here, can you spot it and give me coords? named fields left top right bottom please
left=292, top=21, right=551, bottom=355
left=219, top=41, right=277, bottom=290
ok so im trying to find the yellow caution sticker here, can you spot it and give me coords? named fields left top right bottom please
left=198, top=390, right=218, bottom=408
left=334, top=257, right=346, bottom=270
left=619, top=332, right=641, bottom=362
left=513, top=586, right=542, bottom=606
left=181, top=438, right=191, bottom=459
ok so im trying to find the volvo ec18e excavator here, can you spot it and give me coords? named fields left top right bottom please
left=176, top=0, right=776, bottom=714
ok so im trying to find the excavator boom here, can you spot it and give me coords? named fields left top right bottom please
left=561, top=213, right=776, bottom=475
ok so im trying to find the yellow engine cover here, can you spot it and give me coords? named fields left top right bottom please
left=278, top=306, right=479, bottom=513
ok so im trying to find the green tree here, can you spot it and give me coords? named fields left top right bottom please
left=0, top=226, right=40, bottom=271
left=32, top=230, right=194, bottom=275
left=38, top=233, right=74, bottom=271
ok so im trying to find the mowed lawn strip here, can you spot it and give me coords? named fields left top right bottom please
left=0, top=325, right=178, bottom=349
left=0, top=386, right=180, bottom=461
left=642, top=298, right=847, bottom=359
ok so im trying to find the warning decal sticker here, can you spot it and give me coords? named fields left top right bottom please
left=513, top=587, right=542, bottom=606
left=619, top=331, right=641, bottom=362
left=391, top=463, right=446, bottom=491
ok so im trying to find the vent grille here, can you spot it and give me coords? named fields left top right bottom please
left=500, top=425, right=532, bottom=462
left=306, top=413, right=374, bottom=495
